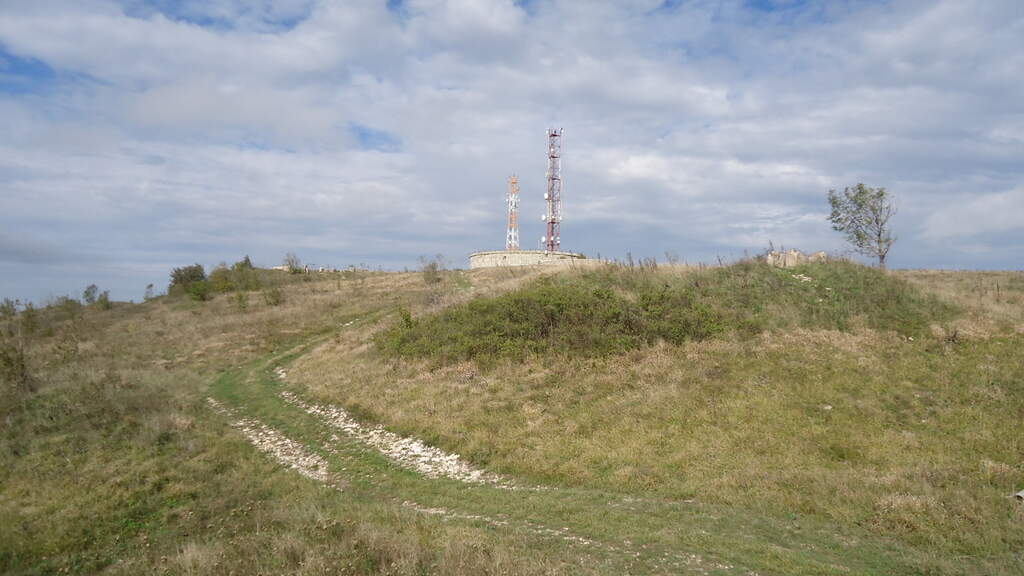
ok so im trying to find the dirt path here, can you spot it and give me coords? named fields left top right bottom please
left=206, top=393, right=735, bottom=575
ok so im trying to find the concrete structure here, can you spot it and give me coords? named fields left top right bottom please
left=764, top=249, right=828, bottom=268
left=469, top=250, right=585, bottom=269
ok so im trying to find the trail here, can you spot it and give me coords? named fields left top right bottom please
left=205, top=394, right=733, bottom=575
left=206, top=398, right=343, bottom=490
left=278, top=386, right=511, bottom=487
left=204, top=331, right=760, bottom=575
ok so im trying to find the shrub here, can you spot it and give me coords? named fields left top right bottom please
left=420, top=254, right=445, bottom=285
left=97, top=291, right=112, bottom=311
left=284, top=253, right=302, bottom=274
left=0, top=329, right=31, bottom=394
left=20, top=303, right=37, bottom=336
left=637, top=287, right=723, bottom=343
left=378, top=260, right=956, bottom=363
left=188, top=280, right=212, bottom=302
left=170, top=264, right=206, bottom=294
left=55, top=296, right=83, bottom=322
left=232, top=291, right=249, bottom=311
left=83, top=284, right=98, bottom=305
left=209, top=263, right=234, bottom=293
left=231, top=260, right=261, bottom=291
left=263, top=286, right=284, bottom=306
left=0, top=298, right=16, bottom=319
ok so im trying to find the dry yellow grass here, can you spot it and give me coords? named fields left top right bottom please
left=899, top=269, right=1024, bottom=335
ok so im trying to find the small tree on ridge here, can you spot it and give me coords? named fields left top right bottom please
left=828, top=183, right=896, bottom=269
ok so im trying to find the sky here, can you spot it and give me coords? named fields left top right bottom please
left=1, top=0, right=1022, bottom=303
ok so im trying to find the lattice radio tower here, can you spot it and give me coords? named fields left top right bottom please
left=542, top=128, right=562, bottom=252
left=506, top=175, right=520, bottom=251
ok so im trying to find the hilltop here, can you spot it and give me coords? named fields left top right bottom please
left=2, top=261, right=1022, bottom=575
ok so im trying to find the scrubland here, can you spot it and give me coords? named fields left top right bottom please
left=2, top=261, right=1022, bottom=575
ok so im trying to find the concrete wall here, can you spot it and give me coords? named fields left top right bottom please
left=469, top=250, right=585, bottom=269
left=764, top=249, right=828, bottom=268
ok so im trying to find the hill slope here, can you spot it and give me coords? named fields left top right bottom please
left=2, top=261, right=1022, bottom=575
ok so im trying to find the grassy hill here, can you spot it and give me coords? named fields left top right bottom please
left=2, top=261, right=1022, bottom=574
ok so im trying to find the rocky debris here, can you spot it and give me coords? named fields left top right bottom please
left=206, top=398, right=341, bottom=489
left=273, top=366, right=288, bottom=380
left=765, top=249, right=828, bottom=268
left=280, top=390, right=509, bottom=487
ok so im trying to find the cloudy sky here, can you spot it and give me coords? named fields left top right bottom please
left=1, top=0, right=1022, bottom=303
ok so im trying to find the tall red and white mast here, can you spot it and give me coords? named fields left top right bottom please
left=506, top=175, right=520, bottom=251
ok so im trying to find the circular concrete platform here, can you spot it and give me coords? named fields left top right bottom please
left=469, top=250, right=585, bottom=269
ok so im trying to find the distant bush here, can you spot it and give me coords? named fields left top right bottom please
left=55, top=296, right=83, bottom=322
left=188, top=280, right=211, bottom=302
left=97, top=291, right=112, bottom=311
left=207, top=257, right=262, bottom=294
left=378, top=259, right=956, bottom=363
left=170, top=264, right=206, bottom=295
left=231, top=258, right=261, bottom=291
left=0, top=327, right=31, bottom=394
left=263, top=286, right=284, bottom=307
left=209, top=264, right=234, bottom=293
left=284, top=253, right=302, bottom=275
left=232, top=291, right=249, bottom=311
left=420, top=254, right=445, bottom=285
left=20, top=303, right=38, bottom=336
left=0, top=298, right=16, bottom=319
left=82, top=284, right=98, bottom=305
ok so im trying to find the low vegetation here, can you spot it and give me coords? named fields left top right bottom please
left=378, top=260, right=955, bottom=363
left=3, top=258, right=1021, bottom=575
left=3, top=267, right=604, bottom=575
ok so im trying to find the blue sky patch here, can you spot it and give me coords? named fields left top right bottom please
left=122, top=0, right=313, bottom=32
left=0, top=46, right=55, bottom=94
left=350, top=123, right=401, bottom=152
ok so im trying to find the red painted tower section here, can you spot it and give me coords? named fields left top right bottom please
left=506, top=175, right=520, bottom=251
left=543, top=128, right=562, bottom=252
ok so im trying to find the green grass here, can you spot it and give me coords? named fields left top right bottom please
left=2, top=263, right=1020, bottom=575
left=2, top=271, right=609, bottom=575
left=378, top=260, right=956, bottom=363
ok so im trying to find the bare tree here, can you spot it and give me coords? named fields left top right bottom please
left=284, top=252, right=302, bottom=274
left=828, top=183, right=896, bottom=269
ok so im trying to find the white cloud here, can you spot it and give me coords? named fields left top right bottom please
left=0, top=0, right=1022, bottom=301
left=922, top=186, right=1024, bottom=241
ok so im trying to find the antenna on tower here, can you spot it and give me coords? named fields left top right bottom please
left=506, top=175, right=520, bottom=251
left=543, top=127, right=562, bottom=252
